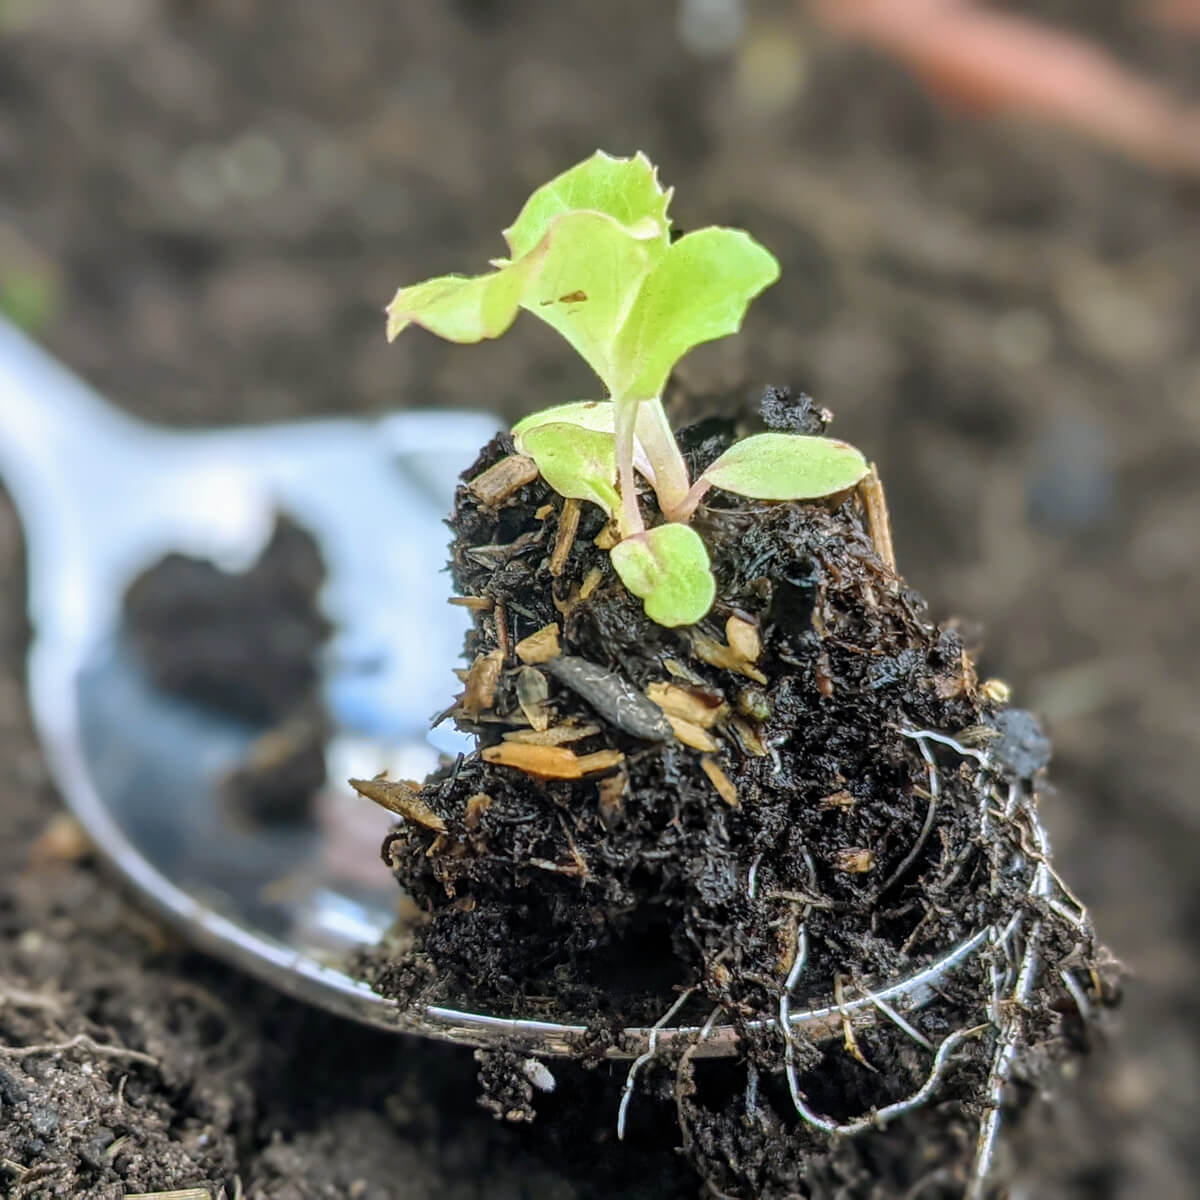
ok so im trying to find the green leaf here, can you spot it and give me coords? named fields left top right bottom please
left=387, top=154, right=777, bottom=419
left=519, top=210, right=656, bottom=389
left=512, top=400, right=615, bottom=449
left=503, top=151, right=671, bottom=261
left=701, top=433, right=869, bottom=500
left=610, top=524, right=715, bottom=627
left=385, top=255, right=538, bottom=343
left=513, top=400, right=675, bottom=491
left=612, top=228, right=780, bottom=399
left=386, top=206, right=657, bottom=389
left=519, top=421, right=620, bottom=515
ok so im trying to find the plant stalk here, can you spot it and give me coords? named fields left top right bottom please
left=672, top=477, right=713, bottom=524
left=634, top=399, right=692, bottom=520
left=613, top=396, right=645, bottom=538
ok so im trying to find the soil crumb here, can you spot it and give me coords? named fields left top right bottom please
left=123, top=515, right=331, bottom=825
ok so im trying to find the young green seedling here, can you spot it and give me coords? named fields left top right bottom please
left=387, top=151, right=869, bottom=626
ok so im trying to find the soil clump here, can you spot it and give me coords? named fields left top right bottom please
left=123, top=516, right=331, bottom=825
left=364, top=396, right=1112, bottom=1196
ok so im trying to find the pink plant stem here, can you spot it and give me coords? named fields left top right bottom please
left=634, top=400, right=692, bottom=520
left=614, top=399, right=645, bottom=538
left=673, top=477, right=713, bottom=524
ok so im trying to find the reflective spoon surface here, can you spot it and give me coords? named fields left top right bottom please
left=0, top=316, right=507, bottom=1035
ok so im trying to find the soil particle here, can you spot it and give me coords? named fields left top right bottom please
left=759, top=385, right=832, bottom=436
left=987, top=707, right=1055, bottom=779
left=474, top=1047, right=540, bottom=1123
left=123, top=515, right=331, bottom=826
left=543, top=655, right=674, bottom=741
left=124, top=516, right=329, bottom=726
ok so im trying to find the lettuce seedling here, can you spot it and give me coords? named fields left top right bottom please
left=387, top=151, right=869, bottom=626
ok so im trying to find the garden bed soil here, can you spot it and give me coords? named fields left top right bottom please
left=2, top=1, right=1198, bottom=1197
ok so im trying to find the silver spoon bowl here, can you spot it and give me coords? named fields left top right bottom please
left=0, top=317, right=499, bottom=1032
left=1, top=319, right=992, bottom=1060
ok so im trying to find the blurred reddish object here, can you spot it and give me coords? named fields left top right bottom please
left=1148, top=0, right=1200, bottom=32
left=811, top=0, right=1200, bottom=173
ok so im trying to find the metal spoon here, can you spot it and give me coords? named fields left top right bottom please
left=0, top=319, right=990, bottom=1059
left=0, top=317, right=498, bottom=1028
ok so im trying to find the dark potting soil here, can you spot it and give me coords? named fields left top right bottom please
left=122, top=515, right=331, bottom=825
left=360, top=397, right=1113, bottom=1197
left=4, top=3, right=1196, bottom=1197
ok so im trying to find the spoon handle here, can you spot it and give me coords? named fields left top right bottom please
left=0, top=319, right=141, bottom=521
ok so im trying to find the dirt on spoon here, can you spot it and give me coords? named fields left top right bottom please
left=359, top=390, right=1115, bottom=1198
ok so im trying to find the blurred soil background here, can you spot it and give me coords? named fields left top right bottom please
left=1, top=0, right=1198, bottom=1196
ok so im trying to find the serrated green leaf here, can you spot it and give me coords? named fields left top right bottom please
left=386, top=206, right=657, bottom=387
left=503, top=150, right=671, bottom=260
left=519, top=210, right=656, bottom=389
left=519, top=421, right=620, bottom=515
left=612, top=227, right=780, bottom=399
left=610, top=524, right=715, bottom=627
left=387, top=154, right=776, bottom=425
left=701, top=433, right=869, bottom=500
